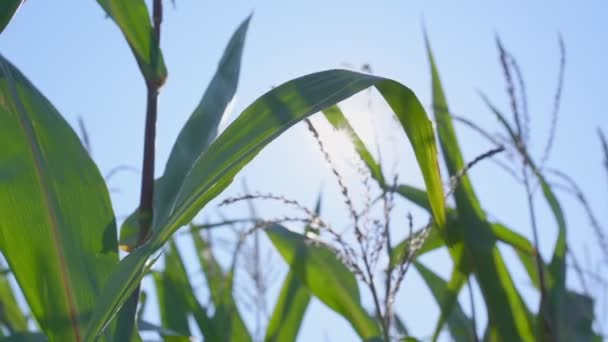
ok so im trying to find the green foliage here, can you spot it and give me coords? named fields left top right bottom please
left=0, top=54, right=120, bottom=341
left=266, top=223, right=381, bottom=340
left=264, top=196, right=321, bottom=342
left=0, top=3, right=603, bottom=342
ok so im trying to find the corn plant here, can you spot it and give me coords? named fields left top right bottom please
left=219, top=34, right=607, bottom=342
left=0, top=2, right=447, bottom=341
left=304, top=35, right=604, bottom=341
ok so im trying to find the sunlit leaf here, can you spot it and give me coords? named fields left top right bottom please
left=0, top=55, right=119, bottom=341
left=426, top=37, right=534, bottom=341
left=333, top=98, right=539, bottom=339
left=86, top=69, right=444, bottom=339
left=323, top=104, right=385, bottom=183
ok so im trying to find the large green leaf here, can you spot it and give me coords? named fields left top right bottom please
left=119, top=15, right=251, bottom=251
left=0, top=272, right=28, bottom=333
left=0, top=0, right=21, bottom=34
left=85, top=69, right=445, bottom=339
left=96, top=0, right=167, bottom=83
left=0, top=55, right=119, bottom=341
left=266, top=223, right=380, bottom=340
left=414, top=261, right=475, bottom=341
left=264, top=195, right=321, bottom=342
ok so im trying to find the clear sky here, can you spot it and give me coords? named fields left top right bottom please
left=1, top=1, right=607, bottom=341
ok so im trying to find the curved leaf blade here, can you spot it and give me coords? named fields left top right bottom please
left=119, top=16, right=251, bottom=251
left=0, top=55, right=119, bottom=340
left=86, top=69, right=445, bottom=338
left=160, top=70, right=445, bottom=239
left=0, top=0, right=22, bottom=34
left=264, top=271, right=310, bottom=342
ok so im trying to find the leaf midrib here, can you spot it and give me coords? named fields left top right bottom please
left=1, top=60, right=81, bottom=341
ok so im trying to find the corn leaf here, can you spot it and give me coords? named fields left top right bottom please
left=0, top=54, right=119, bottom=341
left=85, top=69, right=445, bottom=339
left=154, top=15, right=251, bottom=235
left=264, top=195, right=322, bottom=342
left=414, top=261, right=475, bottom=341
left=119, top=15, right=251, bottom=251
left=96, top=0, right=167, bottom=83
left=266, top=223, right=381, bottom=340
left=0, top=272, right=28, bottom=333
left=157, top=233, right=214, bottom=340
left=426, top=37, right=534, bottom=341
left=480, top=94, right=577, bottom=340
left=154, top=242, right=191, bottom=336
left=191, top=231, right=252, bottom=342
left=0, top=0, right=22, bottom=34
left=323, top=96, right=538, bottom=340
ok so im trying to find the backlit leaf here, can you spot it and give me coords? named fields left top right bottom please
left=0, top=54, right=119, bottom=341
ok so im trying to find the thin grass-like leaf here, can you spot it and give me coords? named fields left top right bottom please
left=154, top=242, right=191, bottom=336
left=191, top=231, right=252, bottom=342
left=426, top=37, right=534, bottom=341
left=265, top=195, right=322, bottom=342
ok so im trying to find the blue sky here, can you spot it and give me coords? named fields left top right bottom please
left=1, top=1, right=607, bottom=340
